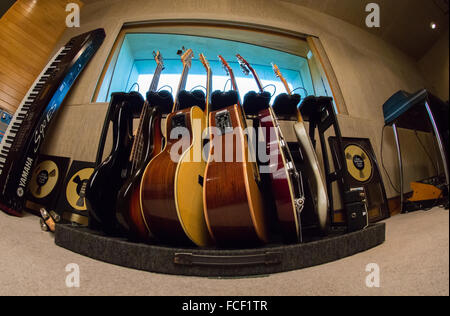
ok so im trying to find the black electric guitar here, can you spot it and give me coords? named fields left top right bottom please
left=115, top=51, right=172, bottom=241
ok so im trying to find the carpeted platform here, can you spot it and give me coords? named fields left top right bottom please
left=54, top=224, right=385, bottom=277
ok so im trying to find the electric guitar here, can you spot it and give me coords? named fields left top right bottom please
left=115, top=51, right=169, bottom=241
left=237, top=56, right=305, bottom=243
left=140, top=49, right=213, bottom=247
left=203, top=55, right=269, bottom=247
left=272, top=64, right=329, bottom=232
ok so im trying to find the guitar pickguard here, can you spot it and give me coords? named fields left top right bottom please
left=171, top=113, right=187, bottom=129
left=215, top=110, right=233, bottom=135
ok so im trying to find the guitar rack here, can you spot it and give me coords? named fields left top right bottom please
left=53, top=94, right=386, bottom=277
left=299, top=96, right=369, bottom=232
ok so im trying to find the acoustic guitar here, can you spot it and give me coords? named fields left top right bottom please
left=115, top=51, right=168, bottom=241
left=203, top=55, right=269, bottom=247
left=272, top=64, right=329, bottom=232
left=140, top=49, right=213, bottom=247
left=237, top=56, right=305, bottom=243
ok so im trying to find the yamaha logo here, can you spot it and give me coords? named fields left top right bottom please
left=17, top=187, right=24, bottom=197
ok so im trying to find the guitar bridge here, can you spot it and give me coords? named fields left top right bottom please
left=294, top=197, right=305, bottom=215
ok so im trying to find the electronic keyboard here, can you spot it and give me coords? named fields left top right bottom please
left=0, top=28, right=105, bottom=216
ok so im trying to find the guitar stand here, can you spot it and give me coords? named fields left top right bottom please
left=67, top=93, right=385, bottom=277
left=299, top=96, right=368, bottom=233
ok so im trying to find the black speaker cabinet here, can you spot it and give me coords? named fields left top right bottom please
left=328, top=137, right=390, bottom=223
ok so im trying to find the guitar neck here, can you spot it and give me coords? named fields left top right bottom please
left=148, top=63, right=164, bottom=93
left=205, top=67, right=212, bottom=118
left=273, top=65, right=303, bottom=122
left=228, top=70, right=241, bottom=106
left=173, top=64, right=190, bottom=112
left=251, top=69, right=264, bottom=94
left=279, top=75, right=292, bottom=96
left=130, top=103, right=148, bottom=166
left=130, top=61, right=164, bottom=166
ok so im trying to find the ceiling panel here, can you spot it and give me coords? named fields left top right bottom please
left=281, top=0, right=449, bottom=59
left=82, top=0, right=448, bottom=59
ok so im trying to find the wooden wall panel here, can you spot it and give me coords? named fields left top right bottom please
left=0, top=0, right=83, bottom=114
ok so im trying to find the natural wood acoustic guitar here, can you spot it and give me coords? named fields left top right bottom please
left=140, top=49, right=213, bottom=247
left=203, top=55, right=269, bottom=247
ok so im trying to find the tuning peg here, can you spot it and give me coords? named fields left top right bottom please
left=177, top=47, right=185, bottom=56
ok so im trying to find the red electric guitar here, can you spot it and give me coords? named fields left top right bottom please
left=237, top=55, right=305, bottom=243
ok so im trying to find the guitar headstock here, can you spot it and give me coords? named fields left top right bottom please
left=218, top=55, right=231, bottom=75
left=199, top=53, right=210, bottom=72
left=236, top=54, right=251, bottom=76
left=153, top=51, right=164, bottom=69
left=178, top=47, right=194, bottom=68
left=272, top=63, right=292, bottom=95
left=219, top=55, right=239, bottom=92
left=236, top=54, right=264, bottom=93
left=272, top=63, right=282, bottom=79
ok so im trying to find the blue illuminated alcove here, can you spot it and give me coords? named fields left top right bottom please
left=97, top=33, right=315, bottom=104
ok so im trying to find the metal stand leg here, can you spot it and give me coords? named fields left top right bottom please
left=425, top=102, right=449, bottom=192
left=392, top=124, right=404, bottom=213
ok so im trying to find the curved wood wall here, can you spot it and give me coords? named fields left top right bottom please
left=0, top=0, right=83, bottom=114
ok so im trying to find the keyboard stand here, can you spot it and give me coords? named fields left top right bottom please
left=383, top=90, right=449, bottom=213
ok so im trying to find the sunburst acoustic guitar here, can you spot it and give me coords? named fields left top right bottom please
left=140, top=49, right=213, bottom=247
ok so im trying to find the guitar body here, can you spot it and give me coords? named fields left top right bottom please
left=86, top=99, right=134, bottom=235
left=174, top=106, right=212, bottom=247
left=293, top=121, right=329, bottom=231
left=116, top=106, right=163, bottom=241
left=141, top=106, right=211, bottom=246
left=204, top=105, right=268, bottom=247
left=259, top=107, right=302, bottom=243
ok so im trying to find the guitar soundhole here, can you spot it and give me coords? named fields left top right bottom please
left=171, top=114, right=186, bottom=129
left=215, top=111, right=233, bottom=135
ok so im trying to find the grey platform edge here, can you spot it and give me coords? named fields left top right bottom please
left=54, top=223, right=385, bottom=277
